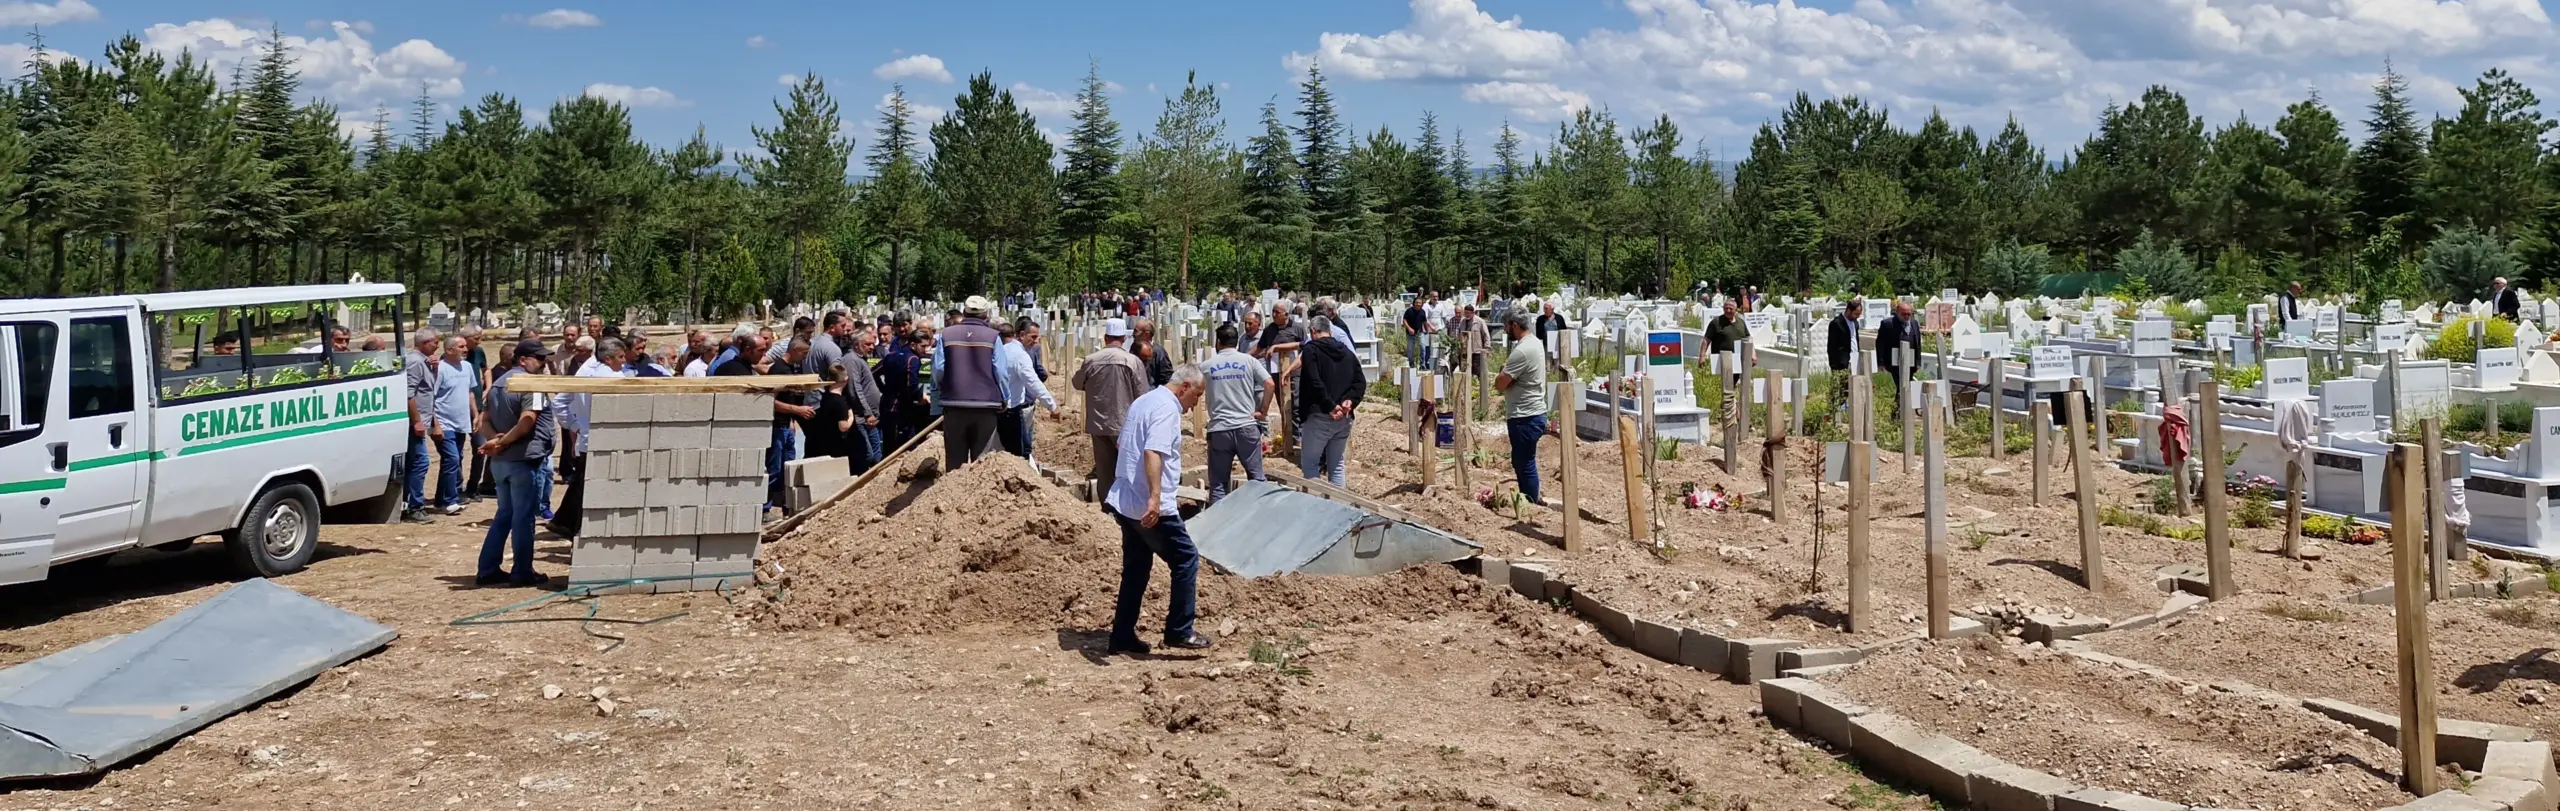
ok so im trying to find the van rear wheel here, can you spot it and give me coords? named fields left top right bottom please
left=227, top=482, right=321, bottom=578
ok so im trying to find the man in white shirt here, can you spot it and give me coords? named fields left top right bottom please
left=1104, top=363, right=1212, bottom=656
left=548, top=338, right=629, bottom=539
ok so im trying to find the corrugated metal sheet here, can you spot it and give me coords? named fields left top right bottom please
left=1189, top=478, right=1482, bottom=578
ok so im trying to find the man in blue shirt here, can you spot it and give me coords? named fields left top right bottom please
left=995, top=319, right=1058, bottom=459
left=432, top=336, right=478, bottom=516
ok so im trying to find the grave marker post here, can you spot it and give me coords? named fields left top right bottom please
left=1561, top=364, right=1584, bottom=554
left=2068, top=381, right=2103, bottom=592
left=2200, top=380, right=2233, bottom=599
left=2031, top=399, right=2051, bottom=505
left=1988, top=356, right=2006, bottom=463
left=2422, top=418, right=2447, bottom=601
left=1766, top=369, right=1788, bottom=525
left=2388, top=442, right=2441, bottom=796
left=1924, top=380, right=1951, bottom=639
left=1900, top=345, right=1916, bottom=473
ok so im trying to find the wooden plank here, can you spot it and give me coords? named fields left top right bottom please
left=2068, top=383, right=2103, bottom=593
left=1619, top=413, right=1649, bottom=545
left=2030, top=399, right=2051, bottom=506
left=1847, top=437, right=1873, bottom=634
left=1561, top=364, right=1584, bottom=554
left=2283, top=459, right=2305, bottom=559
left=1765, top=369, right=1788, bottom=526
left=1988, top=358, right=2005, bottom=463
left=2199, top=380, right=2232, bottom=600
left=1455, top=369, right=1472, bottom=493
left=1924, top=380, right=1950, bottom=639
left=2422, top=418, right=2446, bottom=601
left=504, top=374, right=821, bottom=394
left=1899, top=346, right=1916, bottom=473
left=763, top=416, right=944, bottom=541
left=2388, top=443, right=2440, bottom=795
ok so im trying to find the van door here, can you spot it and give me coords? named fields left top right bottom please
left=52, top=310, right=148, bottom=563
left=0, top=317, right=65, bottom=585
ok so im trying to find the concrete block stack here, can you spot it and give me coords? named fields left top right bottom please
left=570, top=392, right=773, bottom=594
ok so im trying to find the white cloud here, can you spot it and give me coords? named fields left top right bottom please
left=879, top=91, right=946, bottom=122
left=1296, top=0, right=2560, bottom=144
left=873, top=53, right=952, bottom=84
left=0, top=41, right=80, bottom=71
left=1009, top=81, right=1075, bottom=121
left=143, top=19, right=466, bottom=108
left=583, top=83, right=688, bottom=108
left=777, top=73, right=798, bottom=87
left=518, top=8, right=601, bottom=29
left=0, top=0, right=97, bottom=27
left=745, top=35, right=770, bottom=49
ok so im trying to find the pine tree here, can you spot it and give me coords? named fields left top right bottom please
left=929, top=71, right=1053, bottom=292
left=1055, top=60, right=1122, bottom=285
left=860, top=87, right=929, bottom=298
left=2353, top=60, right=2429, bottom=241
left=1237, top=100, right=1309, bottom=288
left=1630, top=114, right=1703, bottom=296
left=1133, top=70, right=1229, bottom=294
left=2425, top=68, right=2553, bottom=235
left=1487, top=123, right=1528, bottom=288
left=1293, top=63, right=1352, bottom=281
left=2271, top=94, right=2354, bottom=264
left=746, top=73, right=854, bottom=304
left=1406, top=112, right=1456, bottom=288
left=533, top=94, right=654, bottom=312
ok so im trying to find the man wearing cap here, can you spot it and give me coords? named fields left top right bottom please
left=1073, top=318, right=1149, bottom=497
left=932, top=296, right=1012, bottom=469
left=475, top=339, right=558, bottom=587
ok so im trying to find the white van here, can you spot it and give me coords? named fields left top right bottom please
left=0, top=283, right=413, bottom=586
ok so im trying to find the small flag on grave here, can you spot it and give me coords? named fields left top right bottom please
left=1648, top=331, right=1683, bottom=366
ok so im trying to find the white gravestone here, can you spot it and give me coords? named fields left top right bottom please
left=2478, top=347, right=2523, bottom=390
left=2131, top=319, right=2173, bottom=357
left=2534, top=407, right=2560, bottom=478
left=2374, top=321, right=2410, bottom=353
left=2527, top=350, right=2560, bottom=384
left=2381, top=300, right=2404, bottom=324
left=2314, top=306, right=2341, bottom=336
left=2264, top=356, right=2312, bottom=401
left=2323, top=379, right=2377, bottom=433
left=2399, top=363, right=2452, bottom=418
left=2030, top=345, right=2074, bottom=380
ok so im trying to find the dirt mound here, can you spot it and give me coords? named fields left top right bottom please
left=753, top=453, right=1494, bottom=638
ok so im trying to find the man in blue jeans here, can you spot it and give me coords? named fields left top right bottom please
left=1106, top=364, right=1214, bottom=655
left=1493, top=312, right=1551, bottom=505
left=475, top=339, right=557, bottom=587
left=431, top=336, right=479, bottom=515
left=401, top=328, right=443, bottom=524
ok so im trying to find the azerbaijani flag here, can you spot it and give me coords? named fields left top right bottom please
left=1648, top=331, right=1683, bottom=366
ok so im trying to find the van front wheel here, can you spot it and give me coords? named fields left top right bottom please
left=227, top=482, right=321, bottom=578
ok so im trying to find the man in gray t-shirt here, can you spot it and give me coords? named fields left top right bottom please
left=474, top=339, right=558, bottom=587
left=1494, top=313, right=1552, bottom=505
left=1200, top=323, right=1274, bottom=504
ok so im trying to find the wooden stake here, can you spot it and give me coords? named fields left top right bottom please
left=2421, top=417, right=2446, bottom=602
left=2068, top=383, right=2103, bottom=593
left=1988, top=356, right=2006, bottom=463
left=1620, top=412, right=1649, bottom=544
left=2387, top=442, right=2440, bottom=796
left=1847, top=437, right=1873, bottom=633
left=1723, top=351, right=1743, bottom=475
left=1924, top=380, right=1950, bottom=639
left=2283, top=459, right=2306, bottom=559
left=1899, top=346, right=1916, bottom=473
left=2030, top=399, right=2051, bottom=506
left=2089, top=356, right=2113, bottom=459
left=1766, top=369, right=1788, bottom=525
left=1418, top=375, right=1439, bottom=492
left=1455, top=369, right=1472, bottom=493
left=1561, top=364, right=1584, bottom=554
left=1640, top=380, right=1660, bottom=539
left=2199, top=380, right=2232, bottom=599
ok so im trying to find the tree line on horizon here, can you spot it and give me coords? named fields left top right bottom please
left=0, top=26, right=2555, bottom=319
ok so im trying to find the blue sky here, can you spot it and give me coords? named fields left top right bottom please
left=6, top=0, right=2557, bottom=165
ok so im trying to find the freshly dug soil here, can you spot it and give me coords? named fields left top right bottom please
left=1827, top=641, right=2415, bottom=810
left=2092, top=590, right=2560, bottom=740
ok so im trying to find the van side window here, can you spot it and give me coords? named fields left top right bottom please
left=2, top=322, right=59, bottom=437
left=68, top=317, right=135, bottom=419
left=153, top=307, right=250, bottom=402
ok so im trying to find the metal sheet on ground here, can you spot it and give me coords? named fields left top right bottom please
left=0, top=579, right=398, bottom=781
left=1188, top=479, right=1483, bottom=578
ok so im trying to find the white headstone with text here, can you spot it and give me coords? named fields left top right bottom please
left=2030, top=344, right=2074, bottom=380
left=2131, top=319, right=2173, bottom=357
left=2323, top=378, right=2376, bottom=433
left=2264, top=356, right=2312, bottom=401
left=2479, top=347, right=2523, bottom=390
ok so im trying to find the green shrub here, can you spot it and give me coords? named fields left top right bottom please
left=2235, top=495, right=2274, bottom=529
left=2425, top=314, right=2516, bottom=361
left=2212, top=364, right=2263, bottom=391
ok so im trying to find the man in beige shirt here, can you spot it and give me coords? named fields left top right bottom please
left=1072, top=318, right=1151, bottom=496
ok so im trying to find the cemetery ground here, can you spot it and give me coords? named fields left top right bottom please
left=6, top=370, right=2558, bottom=809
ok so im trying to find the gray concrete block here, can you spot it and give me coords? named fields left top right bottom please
left=2107, top=612, right=2161, bottom=633
left=725, top=503, right=765, bottom=533
left=2378, top=790, right=2504, bottom=810
left=1631, top=617, right=1681, bottom=663
left=1476, top=557, right=1510, bottom=590
left=2024, top=614, right=2114, bottom=645
left=733, top=447, right=764, bottom=472
left=589, top=422, right=652, bottom=452
left=629, top=561, right=695, bottom=594
left=671, top=448, right=702, bottom=479
left=1725, top=637, right=1801, bottom=685
left=1797, top=683, right=1871, bottom=748
left=2484, top=741, right=2559, bottom=788
left=664, top=504, right=700, bottom=536
left=1969, top=761, right=2079, bottom=811
left=645, top=477, right=707, bottom=509
left=2441, top=718, right=2539, bottom=771
left=1778, top=647, right=1865, bottom=671
left=639, top=448, right=671, bottom=481
left=1783, top=663, right=1856, bottom=680
left=1540, top=574, right=1573, bottom=604
left=711, top=476, right=766, bottom=507
left=1570, top=590, right=1633, bottom=643
left=2303, top=697, right=2398, bottom=739
left=1948, top=616, right=1989, bottom=638
left=570, top=537, right=636, bottom=567
left=593, top=449, right=643, bottom=481
left=2054, top=788, right=2184, bottom=811
left=710, top=421, right=769, bottom=450
left=2154, top=592, right=2207, bottom=621
left=632, top=535, right=695, bottom=566
left=586, top=475, right=645, bottom=509
left=2468, top=775, right=2553, bottom=811
left=696, top=533, right=759, bottom=567
left=1847, top=712, right=1995, bottom=804
left=1678, top=627, right=1729, bottom=675
left=712, top=392, right=768, bottom=421
left=594, top=393, right=654, bottom=423
left=655, top=393, right=714, bottom=423
left=651, top=421, right=712, bottom=451
left=1757, top=677, right=1816, bottom=730
left=571, top=564, right=645, bottom=595
left=2153, top=562, right=2210, bottom=596
left=641, top=507, right=670, bottom=537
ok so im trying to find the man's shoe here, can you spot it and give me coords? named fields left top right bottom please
left=509, top=571, right=549, bottom=587
left=472, top=572, right=507, bottom=587
left=1161, top=632, right=1214, bottom=651
left=539, top=506, right=555, bottom=520
left=441, top=504, right=465, bottom=516
left=1106, top=639, right=1152, bottom=656
left=401, top=510, right=434, bottom=524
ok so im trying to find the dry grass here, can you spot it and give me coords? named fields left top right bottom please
left=2487, top=602, right=2558, bottom=632
left=2257, top=600, right=2346, bottom=623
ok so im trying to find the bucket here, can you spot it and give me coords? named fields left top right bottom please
left=1436, top=410, right=1456, bottom=447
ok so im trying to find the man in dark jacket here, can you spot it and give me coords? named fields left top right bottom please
left=1876, top=300, right=1917, bottom=387
left=1294, top=316, right=1365, bottom=488
left=1705, top=296, right=1749, bottom=385
left=1827, top=299, right=1863, bottom=374
left=933, top=296, right=1011, bottom=469
left=1133, top=319, right=1174, bottom=387
left=1533, top=299, right=1568, bottom=366
left=2494, top=277, right=2521, bottom=322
